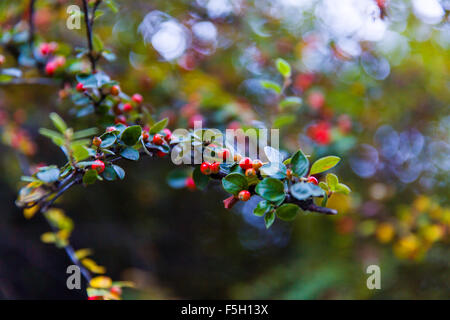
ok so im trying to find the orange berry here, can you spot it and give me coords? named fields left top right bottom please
left=245, top=168, right=256, bottom=177
left=252, top=159, right=263, bottom=170
left=92, top=136, right=102, bottom=147
left=110, top=85, right=120, bottom=96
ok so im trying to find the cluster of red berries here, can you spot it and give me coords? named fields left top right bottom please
left=200, top=161, right=221, bottom=175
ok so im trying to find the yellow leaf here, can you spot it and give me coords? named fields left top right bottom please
left=75, top=248, right=93, bottom=260
left=24, top=205, right=39, bottom=219
left=41, top=232, right=56, bottom=243
left=82, top=258, right=106, bottom=274
left=90, top=276, right=112, bottom=289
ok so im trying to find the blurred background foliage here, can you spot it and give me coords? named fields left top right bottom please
left=0, top=0, right=448, bottom=299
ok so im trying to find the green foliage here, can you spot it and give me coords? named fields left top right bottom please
left=276, top=204, right=300, bottom=221
left=291, top=150, right=309, bottom=177
left=222, top=173, right=248, bottom=196
left=120, top=126, right=142, bottom=146
left=255, top=178, right=285, bottom=203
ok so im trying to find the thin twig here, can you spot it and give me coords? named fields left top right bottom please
left=81, top=0, right=96, bottom=73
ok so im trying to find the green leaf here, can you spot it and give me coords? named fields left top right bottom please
left=92, top=34, right=104, bottom=52
left=167, top=169, right=189, bottom=189
left=49, top=113, right=67, bottom=134
left=264, top=210, right=275, bottom=229
left=309, top=156, right=341, bottom=175
left=103, top=166, right=117, bottom=181
left=104, top=0, right=119, bottom=13
left=291, top=149, right=309, bottom=177
left=39, top=128, right=65, bottom=146
left=291, top=182, right=324, bottom=200
left=326, top=173, right=339, bottom=191
left=120, top=147, right=139, bottom=161
left=73, top=127, right=98, bottom=140
left=260, top=80, right=281, bottom=94
left=254, top=200, right=273, bottom=217
left=73, top=145, right=89, bottom=162
left=335, top=183, right=351, bottom=195
left=112, top=165, right=125, bottom=180
left=279, top=96, right=302, bottom=109
left=120, top=125, right=142, bottom=146
left=83, top=169, right=98, bottom=185
left=319, top=182, right=329, bottom=192
left=273, top=114, right=296, bottom=129
left=36, top=167, right=60, bottom=183
left=275, top=58, right=291, bottom=77
left=321, top=192, right=328, bottom=207
left=100, top=133, right=116, bottom=148
left=222, top=173, right=248, bottom=196
left=255, top=178, right=285, bottom=203
left=276, top=203, right=299, bottom=221
left=193, top=166, right=209, bottom=190
left=149, top=118, right=168, bottom=134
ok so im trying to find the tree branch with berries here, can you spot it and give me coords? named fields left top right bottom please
left=6, top=0, right=351, bottom=299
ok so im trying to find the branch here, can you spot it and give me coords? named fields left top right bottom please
left=81, top=0, right=96, bottom=73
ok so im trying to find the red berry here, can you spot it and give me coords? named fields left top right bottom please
left=185, top=177, right=196, bottom=191
left=122, top=103, right=133, bottom=112
left=152, top=134, right=164, bottom=145
left=40, top=43, right=50, bottom=55
left=45, top=61, right=57, bottom=75
left=110, top=286, right=122, bottom=296
left=131, top=93, right=143, bottom=104
left=76, top=82, right=85, bottom=92
left=219, top=148, right=230, bottom=162
left=239, top=157, right=253, bottom=170
left=142, top=131, right=149, bottom=141
left=210, top=162, right=220, bottom=174
left=163, top=128, right=172, bottom=142
left=308, top=176, right=318, bottom=185
left=238, top=190, right=251, bottom=201
left=115, top=115, right=127, bottom=125
left=106, top=126, right=116, bottom=132
left=92, top=136, right=102, bottom=147
left=156, top=150, right=167, bottom=157
left=88, top=296, right=104, bottom=300
left=92, top=160, right=105, bottom=173
left=110, top=85, right=120, bottom=96
left=200, top=162, right=212, bottom=175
